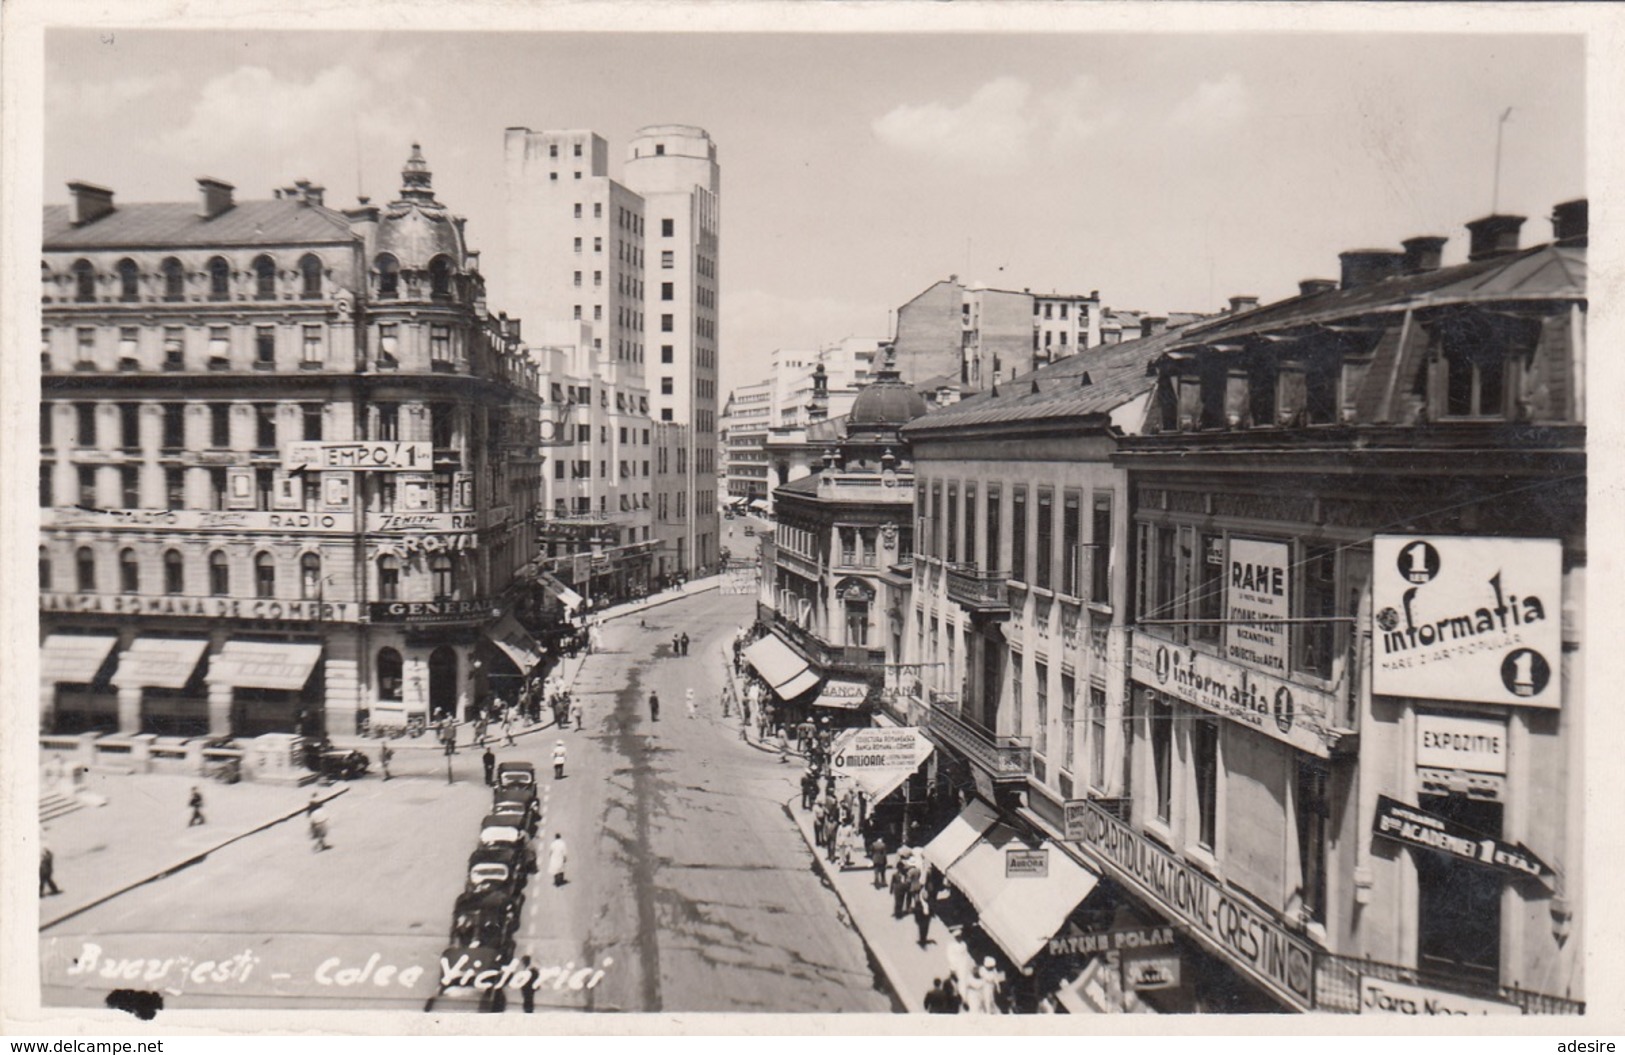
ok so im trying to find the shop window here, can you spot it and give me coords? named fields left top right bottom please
left=378, top=555, right=400, bottom=601
left=1152, top=697, right=1173, bottom=824
left=1193, top=717, right=1219, bottom=850
left=120, top=548, right=140, bottom=594
left=77, top=546, right=97, bottom=591
left=301, top=553, right=321, bottom=600
left=1416, top=793, right=1503, bottom=985
left=209, top=551, right=229, bottom=596
left=378, top=648, right=403, bottom=702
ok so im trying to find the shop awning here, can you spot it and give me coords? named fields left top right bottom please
left=976, top=841, right=1100, bottom=967
left=540, top=572, right=584, bottom=613
left=749, top=499, right=769, bottom=511
left=921, top=797, right=999, bottom=873
left=485, top=614, right=542, bottom=672
left=111, top=637, right=210, bottom=690
left=208, top=641, right=322, bottom=690
left=812, top=678, right=869, bottom=710
left=743, top=632, right=810, bottom=690
left=775, top=668, right=822, bottom=700
left=41, top=634, right=119, bottom=683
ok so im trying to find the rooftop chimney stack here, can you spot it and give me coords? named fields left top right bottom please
left=1298, top=278, right=1338, bottom=297
left=1228, top=295, right=1259, bottom=315
left=1465, top=214, right=1525, bottom=261
left=68, top=181, right=115, bottom=225
left=1400, top=236, right=1448, bottom=274
left=1339, top=249, right=1404, bottom=290
left=1551, top=199, right=1587, bottom=247
left=1140, top=316, right=1167, bottom=339
left=197, top=177, right=235, bottom=220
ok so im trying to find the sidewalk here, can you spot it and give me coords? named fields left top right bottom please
left=785, top=793, right=961, bottom=1014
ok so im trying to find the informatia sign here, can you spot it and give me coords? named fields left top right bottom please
left=1372, top=535, right=1562, bottom=707
left=1225, top=538, right=1291, bottom=675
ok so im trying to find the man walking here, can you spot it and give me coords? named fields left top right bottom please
left=308, top=802, right=331, bottom=852
left=482, top=747, right=496, bottom=787
left=547, top=832, right=568, bottom=887
left=680, top=632, right=690, bottom=656
left=187, top=786, right=205, bottom=827
left=552, top=740, right=567, bottom=780
left=40, top=845, right=61, bottom=897
left=503, top=710, right=516, bottom=747
left=649, top=690, right=660, bottom=722
left=379, top=742, right=393, bottom=781
left=685, top=688, right=696, bottom=719
left=572, top=699, right=584, bottom=731
left=869, top=836, right=889, bottom=889
left=912, top=882, right=934, bottom=947
left=890, top=851, right=910, bottom=918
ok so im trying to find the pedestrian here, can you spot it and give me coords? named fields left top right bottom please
left=475, top=716, right=488, bottom=747
left=977, top=957, right=1007, bottom=1014
left=680, top=632, right=690, bottom=656
left=187, top=786, right=205, bottom=827
left=552, top=739, right=567, bottom=780
left=518, top=954, right=535, bottom=1013
left=572, top=699, right=584, bottom=730
left=800, top=768, right=817, bottom=810
left=890, top=851, right=910, bottom=917
left=958, top=961, right=988, bottom=1016
left=379, top=742, right=393, bottom=781
left=479, top=747, right=494, bottom=785
left=649, top=690, right=661, bottom=722
left=812, top=801, right=826, bottom=850
left=685, top=688, right=696, bottom=719
left=924, top=979, right=955, bottom=1014
left=309, top=803, right=330, bottom=852
left=547, top=832, right=568, bottom=887
left=503, top=712, right=515, bottom=747
left=672, top=634, right=681, bottom=656
left=913, top=881, right=934, bottom=947
left=40, top=845, right=61, bottom=897
left=776, top=725, right=789, bottom=763
left=870, top=836, right=889, bottom=889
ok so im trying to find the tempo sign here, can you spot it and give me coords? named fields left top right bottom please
left=286, top=442, right=433, bottom=472
left=1372, top=536, right=1562, bottom=707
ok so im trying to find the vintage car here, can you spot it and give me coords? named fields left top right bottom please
left=495, top=761, right=537, bottom=789
left=424, top=945, right=508, bottom=1014
left=300, top=737, right=370, bottom=781
left=478, top=814, right=537, bottom=874
left=448, top=888, right=519, bottom=957
left=492, top=786, right=539, bottom=835
left=466, top=844, right=529, bottom=900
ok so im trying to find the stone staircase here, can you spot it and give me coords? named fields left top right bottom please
left=39, top=789, right=84, bottom=825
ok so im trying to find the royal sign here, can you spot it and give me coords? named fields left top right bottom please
left=1131, top=637, right=1336, bottom=758
left=1372, top=535, right=1562, bottom=707
left=1072, top=798, right=1314, bottom=1009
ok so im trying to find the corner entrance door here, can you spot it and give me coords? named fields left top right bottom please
left=1415, top=793, right=1503, bottom=986
left=429, top=646, right=458, bottom=720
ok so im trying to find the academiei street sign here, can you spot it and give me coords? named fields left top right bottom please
left=1372, top=795, right=1554, bottom=888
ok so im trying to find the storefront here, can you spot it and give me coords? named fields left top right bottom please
left=743, top=631, right=821, bottom=706
left=41, top=632, right=120, bottom=734
left=208, top=639, right=323, bottom=738
left=113, top=636, right=211, bottom=738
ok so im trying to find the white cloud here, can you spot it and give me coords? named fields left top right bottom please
left=872, top=75, right=1118, bottom=170
left=48, top=74, right=163, bottom=120
left=157, top=63, right=424, bottom=183
left=1169, top=73, right=1250, bottom=131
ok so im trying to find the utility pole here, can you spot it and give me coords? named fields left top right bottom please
left=1492, top=107, right=1514, bottom=213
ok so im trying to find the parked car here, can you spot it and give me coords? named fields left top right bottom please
left=478, top=814, right=537, bottom=874
left=466, top=844, right=528, bottom=900
left=744, top=525, right=756, bottom=537
left=492, top=786, right=539, bottom=835
left=301, top=737, right=370, bottom=781
left=425, top=945, right=508, bottom=1014
left=495, top=761, right=536, bottom=789
left=448, top=888, right=519, bottom=958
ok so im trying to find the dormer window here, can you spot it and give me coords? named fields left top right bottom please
left=376, top=254, right=400, bottom=299
left=429, top=255, right=453, bottom=298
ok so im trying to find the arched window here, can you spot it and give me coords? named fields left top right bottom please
left=39, top=547, right=51, bottom=591
left=254, top=552, right=276, bottom=599
left=253, top=255, right=277, bottom=300
left=375, top=254, right=400, bottom=299
left=299, top=254, right=323, bottom=299
left=377, top=647, right=403, bottom=701
left=209, top=550, right=229, bottom=596
left=301, top=553, right=322, bottom=600
left=164, top=549, right=184, bottom=594
left=76, top=546, right=96, bottom=592
left=431, top=554, right=455, bottom=599
left=207, top=257, right=230, bottom=300
left=72, top=259, right=96, bottom=303
left=378, top=554, right=400, bottom=600
left=120, top=547, right=140, bottom=594
left=161, top=258, right=185, bottom=301
left=429, top=255, right=454, bottom=297
left=117, top=259, right=140, bottom=302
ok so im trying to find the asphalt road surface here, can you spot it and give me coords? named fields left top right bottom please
left=41, top=588, right=894, bottom=1015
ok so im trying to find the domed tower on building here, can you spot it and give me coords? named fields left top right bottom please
left=839, top=342, right=928, bottom=470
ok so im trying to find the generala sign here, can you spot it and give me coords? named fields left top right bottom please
left=1373, top=536, right=1562, bottom=708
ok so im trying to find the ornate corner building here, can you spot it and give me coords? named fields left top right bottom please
left=39, top=146, right=542, bottom=742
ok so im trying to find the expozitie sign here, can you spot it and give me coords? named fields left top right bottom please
left=1372, top=535, right=1562, bottom=708
left=1072, top=798, right=1314, bottom=1009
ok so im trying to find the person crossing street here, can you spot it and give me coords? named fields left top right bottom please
left=547, top=832, right=568, bottom=887
left=552, top=739, right=567, bottom=780
left=685, top=688, right=697, bottom=719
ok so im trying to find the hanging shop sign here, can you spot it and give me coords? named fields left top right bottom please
left=1372, top=535, right=1562, bottom=708
left=1122, top=951, right=1182, bottom=992
left=285, top=441, right=433, bottom=472
left=830, top=727, right=933, bottom=800
left=1130, top=638, right=1336, bottom=758
left=1072, top=798, right=1314, bottom=1010
left=1225, top=538, right=1291, bottom=675
left=1064, top=800, right=1091, bottom=842
left=1372, top=795, right=1554, bottom=888
left=1415, top=713, right=1507, bottom=775
left=1359, top=976, right=1518, bottom=1016
left=1006, top=848, right=1050, bottom=878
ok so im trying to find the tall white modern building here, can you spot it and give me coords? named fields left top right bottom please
left=503, top=124, right=721, bottom=576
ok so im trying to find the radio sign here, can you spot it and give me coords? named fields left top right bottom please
left=286, top=442, right=432, bottom=472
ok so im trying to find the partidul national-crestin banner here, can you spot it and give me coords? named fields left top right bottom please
left=1372, top=536, right=1562, bottom=707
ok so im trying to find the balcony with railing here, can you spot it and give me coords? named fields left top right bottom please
left=769, top=609, right=886, bottom=678
left=945, top=563, right=1010, bottom=617
left=926, top=701, right=1031, bottom=783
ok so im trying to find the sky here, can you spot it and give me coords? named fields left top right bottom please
left=42, top=28, right=1585, bottom=397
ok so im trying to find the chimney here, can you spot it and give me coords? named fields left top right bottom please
left=1465, top=214, right=1525, bottom=261
left=291, top=180, right=325, bottom=207
left=67, top=181, right=115, bottom=225
left=1140, top=316, right=1167, bottom=339
left=197, top=177, right=235, bottom=219
left=1551, top=199, right=1587, bottom=247
left=1339, top=249, right=1404, bottom=290
left=1228, top=295, right=1259, bottom=315
left=1298, top=278, right=1338, bottom=297
left=1400, top=236, right=1448, bottom=274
